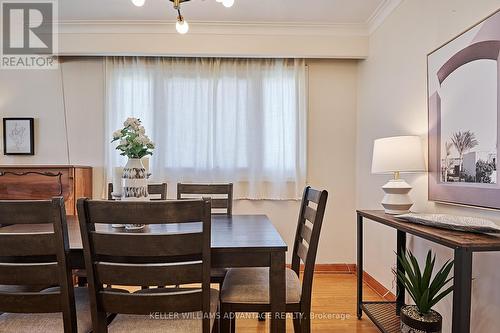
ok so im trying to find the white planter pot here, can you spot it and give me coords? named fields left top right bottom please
left=122, top=158, right=149, bottom=201
left=122, top=158, right=149, bottom=230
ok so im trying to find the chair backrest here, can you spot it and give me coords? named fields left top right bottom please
left=108, top=183, right=168, bottom=200
left=177, top=183, right=233, bottom=215
left=291, top=186, right=328, bottom=308
left=77, top=198, right=212, bottom=333
left=0, top=198, right=77, bottom=332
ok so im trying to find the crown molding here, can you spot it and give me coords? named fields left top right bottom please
left=56, top=1, right=400, bottom=38
left=366, top=0, right=402, bottom=34
left=56, top=20, right=369, bottom=37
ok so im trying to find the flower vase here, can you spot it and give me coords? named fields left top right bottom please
left=122, top=158, right=149, bottom=230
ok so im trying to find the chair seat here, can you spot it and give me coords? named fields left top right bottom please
left=108, top=288, right=220, bottom=333
left=0, top=287, right=92, bottom=333
left=221, top=268, right=301, bottom=304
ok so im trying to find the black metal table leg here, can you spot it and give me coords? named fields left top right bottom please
left=396, top=230, right=406, bottom=315
left=452, top=248, right=472, bottom=333
left=357, top=213, right=363, bottom=319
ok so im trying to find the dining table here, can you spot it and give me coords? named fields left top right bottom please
left=0, top=214, right=288, bottom=333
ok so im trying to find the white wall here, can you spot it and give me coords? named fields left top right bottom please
left=0, top=58, right=358, bottom=265
left=356, top=0, right=500, bottom=332
left=0, top=69, right=67, bottom=163
left=308, top=60, right=358, bottom=263
left=0, top=59, right=106, bottom=198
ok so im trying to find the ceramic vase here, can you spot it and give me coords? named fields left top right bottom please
left=122, top=158, right=149, bottom=230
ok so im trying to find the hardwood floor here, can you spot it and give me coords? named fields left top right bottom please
left=119, top=272, right=383, bottom=332
left=233, top=272, right=383, bottom=332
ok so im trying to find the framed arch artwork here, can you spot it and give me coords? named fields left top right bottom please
left=428, top=8, right=500, bottom=209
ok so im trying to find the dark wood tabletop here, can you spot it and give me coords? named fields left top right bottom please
left=0, top=214, right=288, bottom=252
left=358, top=210, right=500, bottom=251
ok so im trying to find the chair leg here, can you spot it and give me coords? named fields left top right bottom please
left=95, top=311, right=109, bottom=333
left=221, top=304, right=231, bottom=333
left=230, top=313, right=235, bottom=333
left=212, top=312, right=220, bottom=333
left=293, top=312, right=301, bottom=333
left=258, top=312, right=266, bottom=321
left=300, top=315, right=311, bottom=333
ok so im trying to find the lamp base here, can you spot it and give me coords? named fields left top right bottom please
left=381, top=178, right=413, bottom=215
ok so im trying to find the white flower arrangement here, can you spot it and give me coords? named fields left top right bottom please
left=111, top=117, right=155, bottom=159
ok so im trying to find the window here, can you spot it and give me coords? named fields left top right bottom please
left=105, top=57, right=306, bottom=199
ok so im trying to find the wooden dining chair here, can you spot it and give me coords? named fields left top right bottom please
left=76, top=183, right=168, bottom=287
left=177, top=183, right=233, bottom=215
left=75, top=182, right=168, bottom=288
left=177, top=182, right=233, bottom=289
left=108, top=182, right=168, bottom=200
left=77, top=198, right=218, bottom=333
left=0, top=198, right=92, bottom=333
left=220, top=186, right=328, bottom=333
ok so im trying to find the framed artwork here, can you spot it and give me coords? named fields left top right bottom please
left=428, top=9, right=500, bottom=209
left=2, top=118, right=35, bottom=155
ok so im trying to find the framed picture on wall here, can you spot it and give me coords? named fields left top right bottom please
left=428, top=9, right=500, bottom=209
left=2, top=118, right=35, bottom=155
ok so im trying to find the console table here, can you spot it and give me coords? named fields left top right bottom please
left=357, top=210, right=500, bottom=333
left=0, top=165, right=92, bottom=215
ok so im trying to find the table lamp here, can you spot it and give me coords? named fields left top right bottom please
left=371, top=136, right=425, bottom=214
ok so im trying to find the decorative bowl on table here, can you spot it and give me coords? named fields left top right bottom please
left=396, top=213, right=500, bottom=233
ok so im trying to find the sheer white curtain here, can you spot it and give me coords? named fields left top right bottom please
left=105, top=57, right=306, bottom=199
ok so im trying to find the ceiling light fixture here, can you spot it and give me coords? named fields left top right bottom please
left=171, top=0, right=190, bottom=34
left=130, top=0, right=234, bottom=34
left=222, top=0, right=234, bottom=8
left=176, top=15, right=189, bottom=34
left=131, top=0, right=146, bottom=7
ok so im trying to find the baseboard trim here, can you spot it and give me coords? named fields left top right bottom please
left=357, top=268, right=396, bottom=301
left=286, top=263, right=356, bottom=274
left=288, top=263, right=396, bottom=301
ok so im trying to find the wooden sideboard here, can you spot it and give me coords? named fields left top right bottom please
left=0, top=165, right=92, bottom=215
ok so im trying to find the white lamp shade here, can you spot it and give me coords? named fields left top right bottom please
left=371, top=136, right=426, bottom=174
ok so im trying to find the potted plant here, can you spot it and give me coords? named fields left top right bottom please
left=394, top=249, right=454, bottom=333
left=111, top=118, right=155, bottom=229
left=112, top=117, right=155, bottom=200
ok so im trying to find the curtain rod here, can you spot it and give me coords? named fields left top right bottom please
left=58, top=55, right=310, bottom=62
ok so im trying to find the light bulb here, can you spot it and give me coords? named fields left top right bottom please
left=131, top=0, right=145, bottom=7
left=176, top=18, right=189, bottom=34
left=222, top=0, right=234, bottom=7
